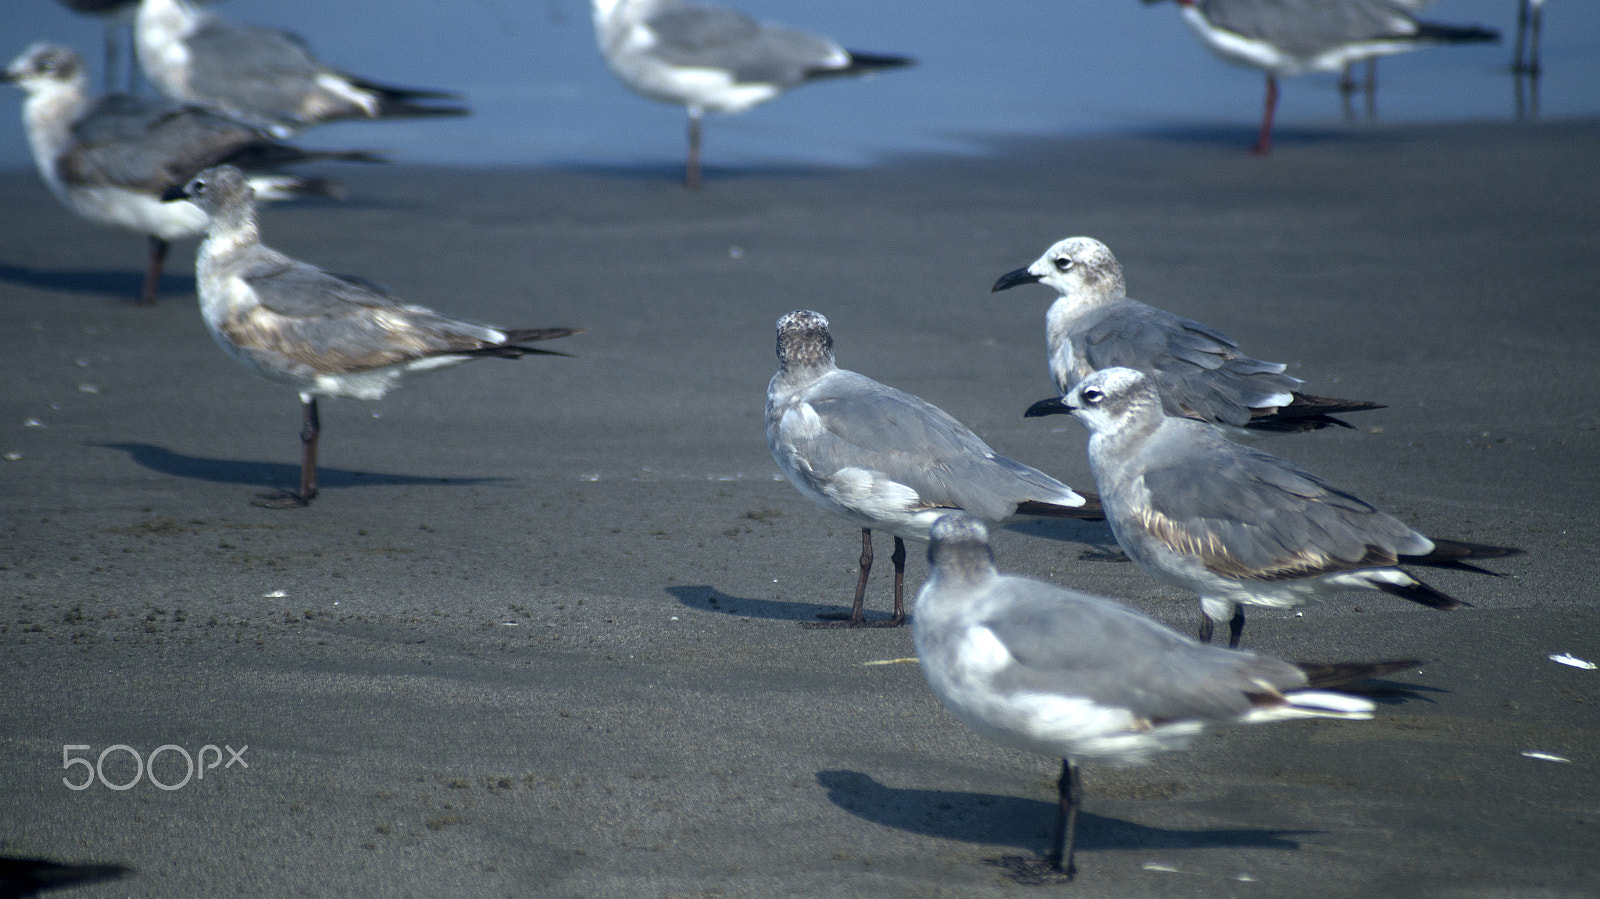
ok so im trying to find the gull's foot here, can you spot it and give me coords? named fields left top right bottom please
left=253, top=490, right=312, bottom=509
left=801, top=614, right=906, bottom=629
left=988, top=855, right=1075, bottom=885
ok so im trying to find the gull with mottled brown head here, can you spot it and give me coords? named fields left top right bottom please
left=993, top=236, right=1382, bottom=433
left=2, top=42, right=384, bottom=305
left=913, top=511, right=1418, bottom=881
left=766, top=310, right=1101, bottom=628
left=168, top=165, right=580, bottom=508
left=1062, top=367, right=1521, bottom=646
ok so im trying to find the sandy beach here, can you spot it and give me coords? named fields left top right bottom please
left=1, top=118, right=1597, bottom=897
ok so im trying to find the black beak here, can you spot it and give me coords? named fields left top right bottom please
left=160, top=183, right=190, bottom=203
left=991, top=267, right=1042, bottom=293
left=1023, top=396, right=1074, bottom=418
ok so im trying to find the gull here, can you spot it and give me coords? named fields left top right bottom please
left=1153, top=0, right=1499, bottom=154
left=167, top=165, right=581, bottom=508
left=992, top=236, right=1382, bottom=434
left=913, top=511, right=1417, bottom=881
left=589, top=0, right=913, bottom=189
left=766, top=310, right=1101, bottom=628
left=135, top=0, right=469, bottom=136
left=3, top=42, right=384, bottom=305
left=1062, top=367, right=1521, bottom=646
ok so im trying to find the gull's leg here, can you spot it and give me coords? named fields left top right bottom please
left=1252, top=74, right=1278, bottom=156
left=685, top=107, right=704, bottom=190
left=256, top=395, right=320, bottom=508
left=139, top=236, right=168, bottom=305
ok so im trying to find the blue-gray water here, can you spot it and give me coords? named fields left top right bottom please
left=3, top=0, right=1597, bottom=171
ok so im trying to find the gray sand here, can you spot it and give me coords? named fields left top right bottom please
left=2, top=120, right=1597, bottom=897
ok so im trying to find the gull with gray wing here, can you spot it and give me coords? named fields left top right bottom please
left=994, top=236, right=1381, bottom=433
left=914, top=512, right=1416, bottom=881
left=168, top=165, right=580, bottom=508
left=1063, top=367, right=1521, bottom=647
left=589, top=0, right=912, bottom=188
left=135, top=0, right=469, bottom=136
left=3, top=42, right=384, bottom=304
left=766, top=311, right=1100, bottom=628
left=1148, top=0, right=1498, bottom=154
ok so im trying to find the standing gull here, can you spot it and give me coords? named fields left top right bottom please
left=135, top=0, right=469, bottom=136
left=766, top=311, right=1100, bottom=628
left=914, top=512, right=1416, bottom=881
left=167, top=165, right=581, bottom=508
left=1154, top=0, right=1498, bottom=154
left=993, top=236, right=1382, bottom=433
left=589, top=0, right=913, bottom=189
left=3, top=42, right=384, bottom=305
left=1062, top=367, right=1521, bottom=646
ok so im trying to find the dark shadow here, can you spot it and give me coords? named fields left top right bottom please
left=665, top=584, right=899, bottom=625
left=0, top=855, right=133, bottom=897
left=816, top=769, right=1313, bottom=856
left=1002, top=518, right=1116, bottom=548
left=0, top=262, right=194, bottom=300
left=93, top=443, right=505, bottom=491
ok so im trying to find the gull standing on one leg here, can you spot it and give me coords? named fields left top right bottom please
left=589, top=0, right=913, bottom=189
left=168, top=165, right=581, bottom=508
left=914, top=511, right=1418, bottom=880
left=3, top=42, right=384, bottom=305
left=1062, top=367, right=1521, bottom=647
left=766, top=310, right=1100, bottom=628
left=993, top=236, right=1382, bottom=433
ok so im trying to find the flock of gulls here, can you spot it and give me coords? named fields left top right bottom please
left=4, top=0, right=1541, bottom=887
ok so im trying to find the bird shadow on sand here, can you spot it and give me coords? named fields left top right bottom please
left=665, top=584, right=902, bottom=626
left=816, top=769, right=1314, bottom=856
left=0, top=261, right=193, bottom=300
left=94, top=443, right=506, bottom=492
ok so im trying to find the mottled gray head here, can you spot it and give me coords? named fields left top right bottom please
left=3, top=43, right=87, bottom=90
left=1065, top=367, right=1163, bottom=436
left=168, top=164, right=255, bottom=214
left=993, top=236, right=1125, bottom=302
left=926, top=512, right=997, bottom=581
left=775, top=310, right=835, bottom=372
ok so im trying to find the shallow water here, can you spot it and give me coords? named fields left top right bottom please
left=3, top=0, right=1596, bottom=170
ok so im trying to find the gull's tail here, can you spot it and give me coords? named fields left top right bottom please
left=1014, top=493, right=1105, bottom=521
left=349, top=76, right=472, bottom=119
left=808, top=52, right=916, bottom=82
left=1244, top=393, right=1386, bottom=433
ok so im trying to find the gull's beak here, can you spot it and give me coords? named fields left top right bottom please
left=1023, top=396, right=1073, bottom=418
left=991, top=267, right=1042, bottom=293
left=160, top=183, right=191, bottom=203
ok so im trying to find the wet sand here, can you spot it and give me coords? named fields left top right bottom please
left=1, top=118, right=1597, bottom=897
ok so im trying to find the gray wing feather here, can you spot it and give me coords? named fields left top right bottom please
left=800, top=373, right=1077, bottom=520
left=1200, top=0, right=1417, bottom=55
left=645, top=2, right=840, bottom=85
left=1140, top=429, right=1433, bottom=575
left=1078, top=299, right=1300, bottom=427
left=61, top=95, right=264, bottom=191
left=183, top=19, right=329, bottom=119
left=981, top=578, right=1307, bottom=720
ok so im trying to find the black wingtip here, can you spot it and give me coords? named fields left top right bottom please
left=1415, top=22, right=1501, bottom=45
left=0, top=857, right=134, bottom=896
left=1402, top=538, right=1525, bottom=573
left=1014, top=494, right=1105, bottom=521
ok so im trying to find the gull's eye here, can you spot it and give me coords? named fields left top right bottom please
left=1054, top=255, right=1074, bottom=272
left=190, top=179, right=206, bottom=196
left=1081, top=387, right=1104, bottom=405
